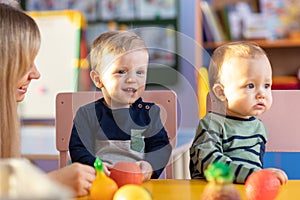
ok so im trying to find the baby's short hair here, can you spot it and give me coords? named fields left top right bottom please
left=90, top=30, right=147, bottom=76
left=209, top=42, right=267, bottom=89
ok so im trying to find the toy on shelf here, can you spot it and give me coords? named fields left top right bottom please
left=272, top=75, right=299, bottom=90
left=201, top=162, right=241, bottom=200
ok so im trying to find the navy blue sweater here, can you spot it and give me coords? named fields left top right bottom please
left=69, top=97, right=172, bottom=178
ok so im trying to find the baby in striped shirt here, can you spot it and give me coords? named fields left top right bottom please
left=190, top=42, right=287, bottom=184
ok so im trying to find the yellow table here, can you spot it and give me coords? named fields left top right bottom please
left=142, top=179, right=299, bottom=200
left=77, top=179, right=299, bottom=200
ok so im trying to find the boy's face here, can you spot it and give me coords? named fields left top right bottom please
left=99, top=50, right=148, bottom=108
left=219, top=55, right=272, bottom=119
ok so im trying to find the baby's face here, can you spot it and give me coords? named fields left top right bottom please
left=100, top=50, right=149, bottom=108
left=220, top=55, right=272, bottom=119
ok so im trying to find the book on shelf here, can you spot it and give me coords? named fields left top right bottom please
left=200, top=1, right=226, bottom=42
left=215, top=2, right=257, bottom=41
left=215, top=5, right=232, bottom=41
left=202, top=10, right=214, bottom=42
left=202, top=1, right=274, bottom=42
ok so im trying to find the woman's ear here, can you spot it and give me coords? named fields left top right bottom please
left=90, top=70, right=103, bottom=88
left=212, top=83, right=226, bottom=102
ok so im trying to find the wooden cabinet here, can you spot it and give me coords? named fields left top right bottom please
left=204, top=39, right=300, bottom=77
left=197, top=0, right=300, bottom=78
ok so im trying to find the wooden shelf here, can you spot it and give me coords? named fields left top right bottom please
left=204, top=38, right=300, bottom=49
left=198, top=0, right=300, bottom=81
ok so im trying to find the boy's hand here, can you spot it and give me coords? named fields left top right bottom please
left=47, top=162, right=96, bottom=197
left=136, top=161, right=153, bottom=182
left=265, top=168, right=288, bottom=185
left=102, top=162, right=113, bottom=176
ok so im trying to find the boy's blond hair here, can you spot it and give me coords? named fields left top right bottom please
left=90, top=30, right=147, bottom=78
left=209, top=42, right=268, bottom=90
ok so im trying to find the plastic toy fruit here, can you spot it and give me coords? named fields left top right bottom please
left=113, top=184, right=152, bottom=200
left=245, top=169, right=281, bottom=200
left=90, top=158, right=118, bottom=200
left=110, top=161, right=143, bottom=187
left=201, top=162, right=241, bottom=200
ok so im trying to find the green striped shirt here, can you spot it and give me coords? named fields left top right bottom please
left=190, top=112, right=267, bottom=183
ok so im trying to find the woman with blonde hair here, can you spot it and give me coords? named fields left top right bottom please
left=0, top=2, right=95, bottom=196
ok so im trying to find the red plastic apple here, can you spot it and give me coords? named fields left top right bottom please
left=245, top=170, right=281, bottom=200
left=109, top=161, right=143, bottom=188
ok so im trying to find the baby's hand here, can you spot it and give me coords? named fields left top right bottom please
left=102, top=162, right=113, bottom=176
left=136, top=161, right=153, bottom=182
left=264, top=168, right=288, bottom=185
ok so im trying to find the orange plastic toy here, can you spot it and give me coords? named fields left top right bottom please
left=90, top=158, right=118, bottom=200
